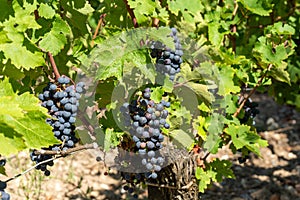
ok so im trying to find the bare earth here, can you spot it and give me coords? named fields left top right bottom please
left=2, top=94, right=300, bottom=200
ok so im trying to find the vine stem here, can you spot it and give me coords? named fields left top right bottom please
left=33, top=143, right=97, bottom=156
left=123, top=0, right=138, bottom=28
left=231, top=0, right=238, bottom=52
left=4, top=143, right=98, bottom=184
left=91, top=14, right=106, bottom=47
left=233, top=63, right=273, bottom=117
left=47, top=52, right=60, bottom=79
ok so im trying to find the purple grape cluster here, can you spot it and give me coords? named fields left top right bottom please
left=0, top=181, right=10, bottom=200
left=239, top=98, right=259, bottom=125
left=120, top=172, right=143, bottom=199
left=149, top=27, right=183, bottom=81
left=30, top=76, right=85, bottom=176
left=120, top=88, right=169, bottom=180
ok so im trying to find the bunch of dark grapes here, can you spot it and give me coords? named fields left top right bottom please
left=239, top=98, right=259, bottom=125
left=149, top=27, right=183, bottom=81
left=30, top=76, right=85, bottom=176
left=120, top=88, right=169, bottom=180
left=0, top=181, right=10, bottom=200
left=120, top=172, right=144, bottom=199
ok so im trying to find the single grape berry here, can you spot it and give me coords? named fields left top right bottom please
left=0, top=181, right=7, bottom=190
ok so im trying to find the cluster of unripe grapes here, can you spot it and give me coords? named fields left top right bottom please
left=149, top=27, right=183, bottom=81
left=30, top=76, right=84, bottom=176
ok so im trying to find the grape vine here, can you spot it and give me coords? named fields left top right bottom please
left=0, top=0, right=299, bottom=199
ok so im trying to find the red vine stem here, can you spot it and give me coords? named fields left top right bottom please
left=47, top=52, right=60, bottom=79
left=91, top=14, right=106, bottom=46
left=233, top=63, right=273, bottom=117
left=123, top=0, right=139, bottom=28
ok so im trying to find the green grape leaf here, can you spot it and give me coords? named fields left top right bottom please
left=0, top=0, right=13, bottom=21
left=83, top=27, right=174, bottom=81
left=128, top=0, right=157, bottom=24
left=10, top=0, right=41, bottom=32
left=0, top=97, right=24, bottom=118
left=0, top=126, right=26, bottom=156
left=38, top=3, right=56, bottom=19
left=208, top=22, right=223, bottom=47
left=196, top=159, right=235, bottom=193
left=151, top=87, right=164, bottom=103
left=269, top=65, right=290, bottom=84
left=218, top=66, right=240, bottom=96
left=77, top=1, right=94, bottom=14
left=39, top=17, right=71, bottom=55
left=0, top=43, right=45, bottom=70
left=254, top=37, right=289, bottom=68
left=169, top=129, right=194, bottom=150
left=204, top=113, right=225, bottom=153
left=122, top=50, right=156, bottom=83
left=2, top=111, right=59, bottom=148
left=196, top=167, right=217, bottom=193
left=0, top=78, right=14, bottom=96
left=0, top=78, right=59, bottom=156
left=208, top=159, right=235, bottom=182
left=267, top=22, right=295, bottom=35
left=0, top=166, right=6, bottom=176
left=239, top=0, right=273, bottom=16
left=167, top=0, right=204, bottom=23
left=104, top=128, right=123, bottom=151
left=0, top=30, right=10, bottom=45
left=186, top=82, right=214, bottom=104
left=193, top=115, right=207, bottom=141
left=225, top=124, right=268, bottom=155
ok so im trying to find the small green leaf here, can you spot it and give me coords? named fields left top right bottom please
left=209, top=159, right=235, bottom=181
left=128, top=0, right=157, bottom=24
left=196, top=166, right=217, bottom=193
left=167, top=0, right=204, bottom=23
left=269, top=65, right=290, bottom=84
left=0, top=166, right=6, bottom=176
left=151, top=87, right=164, bottom=103
left=193, top=115, right=207, bottom=141
left=39, top=17, right=71, bottom=55
left=0, top=78, right=14, bottom=96
left=204, top=113, right=225, bottom=153
left=218, top=66, right=240, bottom=96
left=225, top=124, right=268, bottom=155
left=186, top=82, right=213, bottom=104
left=170, top=129, right=194, bottom=149
left=239, top=0, right=273, bottom=16
left=254, top=37, right=289, bottom=68
left=208, top=22, right=223, bottom=47
left=38, top=3, right=55, bottom=19
left=104, top=128, right=123, bottom=151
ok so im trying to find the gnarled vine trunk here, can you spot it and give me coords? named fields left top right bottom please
left=147, top=149, right=199, bottom=200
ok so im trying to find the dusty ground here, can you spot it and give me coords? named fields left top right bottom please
left=1, top=94, right=300, bottom=200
